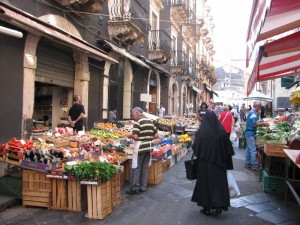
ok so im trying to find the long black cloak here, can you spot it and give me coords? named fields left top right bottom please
left=191, top=111, right=235, bottom=208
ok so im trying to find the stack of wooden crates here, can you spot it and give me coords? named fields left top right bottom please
left=262, top=143, right=287, bottom=193
left=22, top=170, right=121, bottom=220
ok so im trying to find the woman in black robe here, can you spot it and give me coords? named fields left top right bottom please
left=191, top=111, right=235, bottom=216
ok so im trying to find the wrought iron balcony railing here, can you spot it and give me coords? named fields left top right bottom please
left=148, top=30, right=172, bottom=55
left=169, top=0, right=190, bottom=23
left=170, top=50, right=189, bottom=74
left=108, top=0, right=150, bottom=44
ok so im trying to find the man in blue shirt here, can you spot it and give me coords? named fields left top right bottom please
left=245, top=101, right=269, bottom=171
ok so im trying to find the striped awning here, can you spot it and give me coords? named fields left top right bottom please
left=247, top=31, right=300, bottom=95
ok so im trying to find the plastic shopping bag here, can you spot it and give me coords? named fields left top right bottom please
left=227, top=170, right=240, bottom=198
left=230, top=130, right=238, bottom=142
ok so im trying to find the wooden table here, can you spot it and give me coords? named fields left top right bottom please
left=283, top=149, right=300, bottom=206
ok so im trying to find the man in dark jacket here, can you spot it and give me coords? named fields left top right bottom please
left=68, top=95, right=85, bottom=132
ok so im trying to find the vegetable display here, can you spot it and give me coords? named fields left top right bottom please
left=65, top=161, right=118, bottom=182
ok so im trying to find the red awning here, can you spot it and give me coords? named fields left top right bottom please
left=246, top=0, right=300, bottom=67
left=0, top=4, right=118, bottom=63
left=247, top=31, right=300, bottom=95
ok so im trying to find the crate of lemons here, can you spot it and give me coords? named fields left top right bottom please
left=179, top=134, right=192, bottom=147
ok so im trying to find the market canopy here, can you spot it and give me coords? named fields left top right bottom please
left=247, top=31, right=300, bottom=95
left=243, top=91, right=273, bottom=102
left=246, top=0, right=300, bottom=67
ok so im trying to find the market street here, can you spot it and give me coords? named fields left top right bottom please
left=0, top=143, right=299, bottom=225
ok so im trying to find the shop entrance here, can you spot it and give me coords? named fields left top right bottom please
left=149, top=74, right=157, bottom=115
left=33, top=82, right=73, bottom=131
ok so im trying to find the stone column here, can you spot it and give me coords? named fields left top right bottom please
left=123, top=59, right=133, bottom=119
left=102, top=61, right=112, bottom=119
left=23, top=34, right=40, bottom=138
left=73, top=51, right=90, bottom=121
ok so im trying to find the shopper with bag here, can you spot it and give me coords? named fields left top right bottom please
left=219, top=105, right=235, bottom=139
left=126, top=107, right=159, bottom=195
left=191, top=111, right=235, bottom=216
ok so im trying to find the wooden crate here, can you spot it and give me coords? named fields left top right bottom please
left=264, top=143, right=287, bottom=157
left=147, top=160, right=163, bottom=185
left=86, top=181, right=112, bottom=220
left=5, top=146, right=23, bottom=166
left=50, top=178, right=67, bottom=210
left=67, top=180, right=87, bottom=212
left=22, top=170, right=51, bottom=208
left=172, top=144, right=182, bottom=156
left=111, top=173, right=121, bottom=208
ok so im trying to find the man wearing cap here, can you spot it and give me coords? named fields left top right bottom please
left=245, top=101, right=269, bottom=171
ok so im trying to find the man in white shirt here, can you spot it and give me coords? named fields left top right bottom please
left=231, top=106, right=239, bottom=123
left=158, top=103, right=165, bottom=118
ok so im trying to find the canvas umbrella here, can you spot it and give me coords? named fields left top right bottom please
left=243, top=91, right=273, bottom=102
left=289, top=86, right=300, bottom=104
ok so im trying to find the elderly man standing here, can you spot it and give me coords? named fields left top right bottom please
left=126, top=107, right=159, bottom=195
left=245, top=101, right=269, bottom=171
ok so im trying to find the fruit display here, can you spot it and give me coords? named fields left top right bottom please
left=94, top=122, right=117, bottom=130
left=179, top=134, right=192, bottom=143
left=80, top=142, right=101, bottom=151
left=90, top=129, right=130, bottom=139
left=157, top=118, right=177, bottom=126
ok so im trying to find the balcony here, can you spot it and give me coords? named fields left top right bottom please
left=148, top=30, right=172, bottom=64
left=182, top=10, right=196, bottom=38
left=170, top=50, right=189, bottom=75
left=200, top=25, right=209, bottom=37
left=207, top=43, right=213, bottom=50
left=208, top=49, right=216, bottom=56
left=204, top=36, right=211, bottom=44
left=107, top=0, right=149, bottom=45
left=56, top=0, right=107, bottom=13
left=170, top=0, right=190, bottom=25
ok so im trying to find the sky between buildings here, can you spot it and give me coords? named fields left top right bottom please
left=209, top=0, right=253, bottom=72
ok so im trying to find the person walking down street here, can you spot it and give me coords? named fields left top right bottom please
left=126, top=107, right=159, bottom=195
left=211, top=102, right=221, bottom=117
left=158, top=103, right=165, bottom=118
left=191, top=111, right=235, bottom=216
left=198, top=102, right=208, bottom=123
left=68, top=95, right=85, bottom=133
left=240, top=103, right=246, bottom=122
left=219, top=105, right=234, bottom=139
left=245, top=101, right=269, bottom=171
left=231, top=106, right=239, bottom=123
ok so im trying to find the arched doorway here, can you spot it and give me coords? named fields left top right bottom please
left=168, top=78, right=179, bottom=115
left=149, top=72, right=158, bottom=115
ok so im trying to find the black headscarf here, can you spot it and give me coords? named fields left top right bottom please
left=192, top=111, right=234, bottom=168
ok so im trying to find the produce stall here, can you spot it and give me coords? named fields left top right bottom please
left=255, top=114, right=300, bottom=194
left=0, top=121, right=193, bottom=220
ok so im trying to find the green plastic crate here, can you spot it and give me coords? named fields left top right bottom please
left=262, top=170, right=285, bottom=193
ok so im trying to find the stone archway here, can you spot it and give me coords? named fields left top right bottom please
left=22, top=15, right=89, bottom=122
left=181, top=83, right=188, bottom=115
left=146, top=70, right=160, bottom=114
left=168, top=77, right=179, bottom=116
